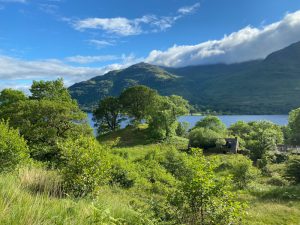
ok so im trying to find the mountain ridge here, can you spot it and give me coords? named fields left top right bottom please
left=69, top=41, right=300, bottom=114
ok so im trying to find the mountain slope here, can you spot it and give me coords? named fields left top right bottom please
left=69, top=41, right=300, bottom=114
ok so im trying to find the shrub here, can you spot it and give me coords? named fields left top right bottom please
left=266, top=173, right=289, bottom=186
left=189, top=127, right=223, bottom=149
left=217, top=155, right=260, bottom=189
left=285, top=155, right=300, bottom=184
left=170, top=152, right=246, bottom=225
left=59, top=136, right=111, bottom=197
left=159, top=148, right=192, bottom=180
left=176, top=121, right=190, bottom=137
left=109, top=157, right=137, bottom=188
left=0, top=120, right=29, bottom=173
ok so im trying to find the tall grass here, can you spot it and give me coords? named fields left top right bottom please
left=19, top=167, right=64, bottom=198
left=0, top=168, right=152, bottom=225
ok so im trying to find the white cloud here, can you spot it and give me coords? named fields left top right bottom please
left=178, top=3, right=200, bottom=15
left=0, top=54, right=143, bottom=90
left=73, top=3, right=200, bottom=36
left=88, top=39, right=115, bottom=48
left=146, top=10, right=300, bottom=67
left=65, top=55, right=119, bottom=64
left=75, top=17, right=141, bottom=36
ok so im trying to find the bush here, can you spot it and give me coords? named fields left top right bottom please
left=217, top=155, right=260, bottom=189
left=266, top=173, right=289, bottom=186
left=189, top=127, right=223, bottom=149
left=109, top=157, right=137, bottom=188
left=59, top=136, right=111, bottom=197
left=159, top=148, right=192, bottom=180
left=176, top=121, right=190, bottom=137
left=285, top=155, right=300, bottom=184
left=0, top=120, right=29, bottom=173
left=170, top=152, right=246, bottom=225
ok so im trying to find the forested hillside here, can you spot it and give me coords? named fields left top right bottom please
left=69, top=41, right=300, bottom=114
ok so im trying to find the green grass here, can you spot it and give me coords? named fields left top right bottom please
left=241, top=184, right=300, bottom=225
left=0, top=170, right=149, bottom=225
left=1, top=132, right=300, bottom=224
left=98, top=124, right=155, bottom=147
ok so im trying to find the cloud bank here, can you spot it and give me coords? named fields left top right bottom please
left=146, top=10, right=300, bottom=67
left=2, top=10, right=300, bottom=91
left=0, top=54, right=142, bottom=89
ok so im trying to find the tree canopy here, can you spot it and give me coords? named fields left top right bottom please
left=93, top=96, right=123, bottom=134
left=119, top=85, right=158, bottom=123
left=0, top=79, right=92, bottom=163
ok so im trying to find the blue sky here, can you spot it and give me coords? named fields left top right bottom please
left=0, top=0, right=300, bottom=90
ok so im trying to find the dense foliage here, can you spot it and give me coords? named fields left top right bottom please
left=285, top=155, right=300, bottom=184
left=120, top=85, right=158, bottom=123
left=286, top=107, right=300, bottom=145
left=229, top=121, right=284, bottom=165
left=59, top=136, right=110, bottom=197
left=0, top=121, right=29, bottom=172
left=170, top=150, right=246, bottom=225
left=2, top=78, right=300, bottom=224
left=0, top=79, right=92, bottom=163
left=93, top=96, right=123, bottom=133
left=93, top=85, right=190, bottom=140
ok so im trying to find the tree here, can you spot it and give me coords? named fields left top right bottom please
left=0, top=79, right=92, bottom=163
left=285, top=155, right=300, bottom=184
left=287, top=107, right=300, bottom=145
left=119, top=85, right=158, bottom=124
left=0, top=89, right=27, bottom=107
left=170, top=150, right=246, bottom=225
left=148, top=95, right=189, bottom=139
left=93, top=96, right=124, bottom=134
left=0, top=120, right=29, bottom=172
left=30, top=78, right=71, bottom=102
left=189, top=127, right=224, bottom=149
left=218, top=155, right=260, bottom=189
left=176, top=121, right=190, bottom=137
left=59, top=136, right=110, bottom=197
left=194, top=115, right=226, bottom=134
left=246, top=121, right=283, bottom=164
left=228, top=121, right=252, bottom=140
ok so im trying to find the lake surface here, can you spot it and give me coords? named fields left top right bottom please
left=87, top=113, right=288, bottom=134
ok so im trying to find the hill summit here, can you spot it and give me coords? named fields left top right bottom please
left=69, top=41, right=300, bottom=114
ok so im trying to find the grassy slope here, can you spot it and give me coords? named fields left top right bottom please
left=0, top=171, right=146, bottom=225
left=100, top=127, right=300, bottom=225
left=1, top=127, right=300, bottom=225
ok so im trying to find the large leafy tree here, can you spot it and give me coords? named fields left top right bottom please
left=148, top=95, right=190, bottom=139
left=93, top=96, right=124, bottom=134
left=119, top=85, right=158, bottom=124
left=0, top=79, right=92, bottom=163
left=0, top=89, right=27, bottom=106
left=231, top=121, right=283, bottom=164
left=30, top=78, right=71, bottom=101
left=188, top=127, right=224, bottom=149
left=194, top=115, right=226, bottom=133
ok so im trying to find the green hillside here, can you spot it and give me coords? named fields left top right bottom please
left=69, top=41, right=300, bottom=114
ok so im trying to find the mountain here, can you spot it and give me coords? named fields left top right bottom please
left=69, top=41, right=300, bottom=114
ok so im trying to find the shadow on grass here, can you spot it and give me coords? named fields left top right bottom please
left=98, top=125, right=156, bottom=147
